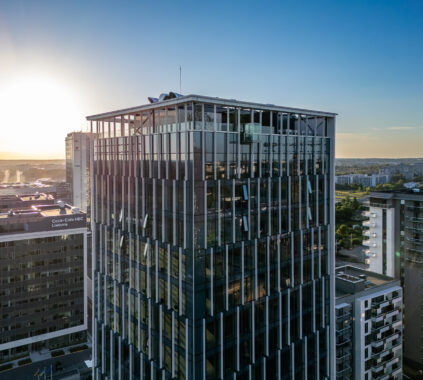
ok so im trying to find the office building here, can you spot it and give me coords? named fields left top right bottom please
left=89, top=93, right=336, bottom=379
left=335, top=266, right=402, bottom=380
left=66, top=132, right=95, bottom=214
left=363, top=189, right=423, bottom=370
left=66, top=132, right=95, bottom=340
left=0, top=201, right=88, bottom=365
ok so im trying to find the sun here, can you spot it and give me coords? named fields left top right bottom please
left=0, top=73, right=85, bottom=159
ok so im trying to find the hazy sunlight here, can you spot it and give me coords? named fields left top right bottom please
left=0, top=73, right=84, bottom=159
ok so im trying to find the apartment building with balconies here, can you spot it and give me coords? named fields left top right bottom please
left=362, top=190, right=423, bottom=371
left=335, top=265, right=402, bottom=380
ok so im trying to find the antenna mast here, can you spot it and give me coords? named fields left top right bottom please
left=179, top=66, right=182, bottom=94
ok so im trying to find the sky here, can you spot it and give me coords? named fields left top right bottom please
left=0, top=0, right=422, bottom=158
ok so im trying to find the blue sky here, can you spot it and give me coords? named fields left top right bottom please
left=0, top=0, right=422, bottom=157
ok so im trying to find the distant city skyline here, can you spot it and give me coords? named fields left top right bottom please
left=1, top=0, right=422, bottom=159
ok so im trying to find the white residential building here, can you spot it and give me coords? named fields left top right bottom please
left=362, top=206, right=396, bottom=277
left=65, top=132, right=94, bottom=213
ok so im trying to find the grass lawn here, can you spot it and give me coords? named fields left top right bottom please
left=335, top=190, right=368, bottom=202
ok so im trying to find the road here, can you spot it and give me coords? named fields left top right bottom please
left=0, top=350, right=91, bottom=380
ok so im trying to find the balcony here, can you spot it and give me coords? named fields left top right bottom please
left=384, top=339, right=401, bottom=352
left=406, top=216, right=423, bottom=223
left=363, top=220, right=376, bottom=228
left=372, top=301, right=386, bottom=312
left=406, top=204, right=423, bottom=210
left=363, top=240, right=377, bottom=248
left=363, top=211, right=377, bottom=218
left=336, top=349, right=351, bottom=360
left=386, top=309, right=400, bottom=320
left=392, top=343, right=402, bottom=354
left=405, top=223, right=423, bottom=232
left=336, top=324, right=352, bottom=335
left=364, top=249, right=377, bottom=258
left=405, top=236, right=423, bottom=244
left=391, top=296, right=401, bottom=306
left=372, top=314, right=384, bottom=323
left=373, top=327, right=399, bottom=342
left=372, top=340, right=401, bottom=359
left=391, top=367, right=402, bottom=378
left=373, top=325, right=391, bottom=336
left=336, top=367, right=352, bottom=378
left=386, top=333, right=400, bottom=343
left=363, top=230, right=377, bottom=238
left=386, top=356, right=400, bottom=368
left=392, top=320, right=402, bottom=329
left=371, top=364, right=384, bottom=377
left=405, top=246, right=423, bottom=254
left=336, top=337, right=352, bottom=347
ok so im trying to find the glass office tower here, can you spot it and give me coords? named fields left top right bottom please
left=89, top=95, right=336, bottom=379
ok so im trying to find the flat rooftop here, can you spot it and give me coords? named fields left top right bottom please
left=336, top=265, right=394, bottom=297
left=0, top=204, right=86, bottom=235
left=0, top=204, right=84, bottom=219
left=370, top=190, right=423, bottom=201
left=0, top=193, right=55, bottom=210
left=87, top=94, right=337, bottom=121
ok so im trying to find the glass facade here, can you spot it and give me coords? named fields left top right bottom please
left=401, top=196, right=423, bottom=368
left=91, top=97, right=335, bottom=379
left=335, top=304, right=352, bottom=379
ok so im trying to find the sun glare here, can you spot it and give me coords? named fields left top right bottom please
left=0, top=73, right=84, bottom=158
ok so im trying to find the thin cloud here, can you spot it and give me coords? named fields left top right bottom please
left=337, top=132, right=360, bottom=138
left=387, top=126, right=416, bottom=130
left=337, top=132, right=375, bottom=140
